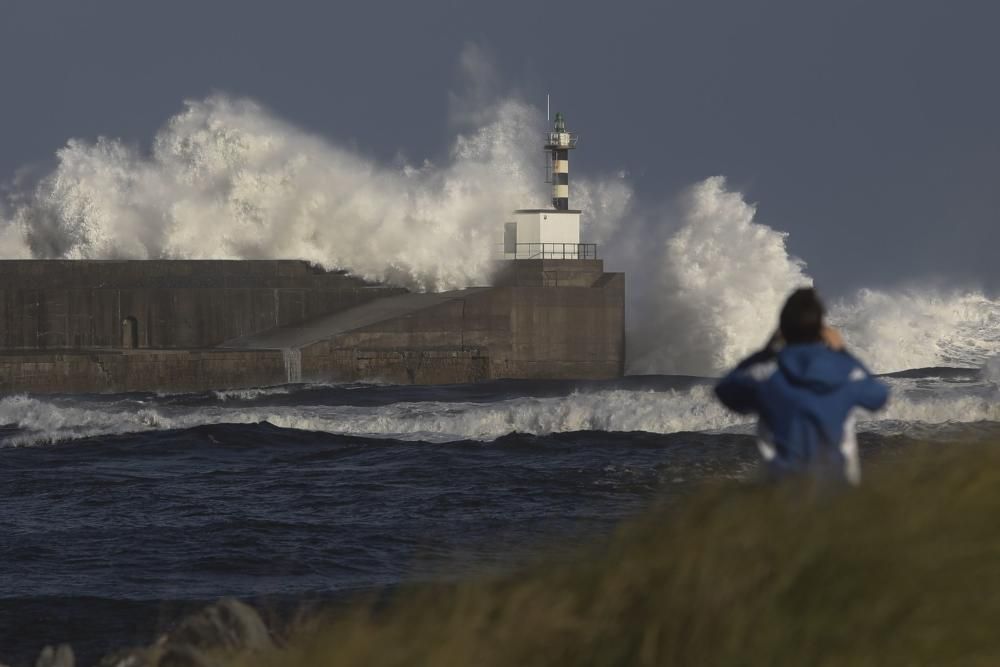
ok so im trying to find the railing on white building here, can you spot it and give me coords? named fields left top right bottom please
left=498, top=243, right=598, bottom=260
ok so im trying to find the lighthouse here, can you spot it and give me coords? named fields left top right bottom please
left=547, top=111, right=576, bottom=210
left=501, top=111, right=592, bottom=260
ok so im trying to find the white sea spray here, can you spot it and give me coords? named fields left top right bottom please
left=623, top=177, right=1000, bottom=375
left=0, top=52, right=995, bottom=375
left=0, top=49, right=630, bottom=292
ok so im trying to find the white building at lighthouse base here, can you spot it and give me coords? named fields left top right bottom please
left=501, top=209, right=590, bottom=259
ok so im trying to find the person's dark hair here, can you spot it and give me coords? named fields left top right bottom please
left=780, top=288, right=825, bottom=344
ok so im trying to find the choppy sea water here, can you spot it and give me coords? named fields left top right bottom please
left=2, top=371, right=998, bottom=663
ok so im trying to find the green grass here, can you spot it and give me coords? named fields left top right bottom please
left=235, top=444, right=1000, bottom=666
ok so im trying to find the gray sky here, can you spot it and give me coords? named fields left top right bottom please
left=1, top=0, right=997, bottom=295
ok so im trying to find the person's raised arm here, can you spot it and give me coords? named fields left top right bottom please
left=714, top=334, right=780, bottom=414
left=847, top=361, right=890, bottom=412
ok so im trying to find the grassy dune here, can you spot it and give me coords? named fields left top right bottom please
left=238, top=444, right=1000, bottom=666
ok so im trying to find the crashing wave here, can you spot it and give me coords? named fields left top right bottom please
left=2, top=375, right=998, bottom=447
left=623, top=178, right=1000, bottom=376
left=830, top=289, right=1000, bottom=373
left=0, top=59, right=994, bottom=375
left=0, top=60, right=630, bottom=292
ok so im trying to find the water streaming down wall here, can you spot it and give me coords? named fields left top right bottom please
left=282, top=349, right=302, bottom=384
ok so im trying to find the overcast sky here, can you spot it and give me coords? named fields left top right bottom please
left=1, top=0, right=997, bottom=295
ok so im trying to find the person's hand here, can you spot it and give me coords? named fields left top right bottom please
left=821, top=326, right=845, bottom=351
left=766, top=329, right=784, bottom=352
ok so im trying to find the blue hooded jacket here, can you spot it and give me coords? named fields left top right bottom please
left=715, top=343, right=889, bottom=484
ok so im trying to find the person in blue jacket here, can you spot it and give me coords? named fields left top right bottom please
left=715, top=288, right=889, bottom=484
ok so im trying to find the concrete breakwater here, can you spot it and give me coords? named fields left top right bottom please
left=0, top=259, right=624, bottom=393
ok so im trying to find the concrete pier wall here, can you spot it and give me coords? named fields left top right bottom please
left=0, top=259, right=625, bottom=393
left=0, top=349, right=289, bottom=395
left=0, top=260, right=403, bottom=350
left=300, top=278, right=625, bottom=383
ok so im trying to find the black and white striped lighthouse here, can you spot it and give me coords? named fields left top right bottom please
left=501, top=108, right=586, bottom=260
left=545, top=112, right=578, bottom=211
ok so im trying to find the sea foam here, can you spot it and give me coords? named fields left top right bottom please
left=2, top=376, right=997, bottom=448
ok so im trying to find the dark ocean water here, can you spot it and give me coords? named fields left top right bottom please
left=1, top=372, right=996, bottom=664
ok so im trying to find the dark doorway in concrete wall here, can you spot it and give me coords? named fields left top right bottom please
left=122, top=316, right=138, bottom=349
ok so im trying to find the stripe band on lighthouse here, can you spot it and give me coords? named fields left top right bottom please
left=548, top=124, right=573, bottom=210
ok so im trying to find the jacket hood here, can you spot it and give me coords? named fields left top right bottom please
left=777, top=343, right=859, bottom=394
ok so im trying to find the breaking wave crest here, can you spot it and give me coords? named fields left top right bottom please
left=627, top=177, right=811, bottom=375
left=831, top=290, right=1000, bottom=373
left=0, top=387, right=740, bottom=447
left=625, top=178, right=1000, bottom=376
left=0, top=96, right=534, bottom=291
left=2, top=376, right=997, bottom=447
left=212, top=386, right=292, bottom=402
